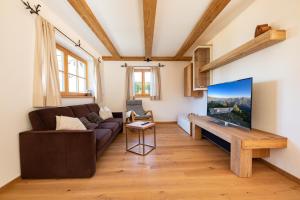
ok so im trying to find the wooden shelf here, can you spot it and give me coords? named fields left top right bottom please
left=192, top=46, right=212, bottom=90
left=184, top=63, right=203, bottom=97
left=201, top=30, right=286, bottom=72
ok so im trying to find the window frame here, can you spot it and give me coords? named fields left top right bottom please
left=134, top=69, right=151, bottom=98
left=56, top=44, right=89, bottom=97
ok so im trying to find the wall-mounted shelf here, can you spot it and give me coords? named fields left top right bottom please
left=200, top=30, right=286, bottom=72
left=192, top=46, right=212, bottom=90
left=184, top=63, right=204, bottom=97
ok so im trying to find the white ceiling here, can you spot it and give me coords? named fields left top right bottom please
left=87, top=0, right=144, bottom=56
left=153, top=0, right=212, bottom=56
left=41, top=0, right=254, bottom=58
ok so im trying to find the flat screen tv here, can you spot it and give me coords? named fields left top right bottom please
left=207, top=78, right=253, bottom=129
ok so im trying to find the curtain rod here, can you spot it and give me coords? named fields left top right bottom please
left=121, top=63, right=165, bottom=68
left=21, top=0, right=102, bottom=63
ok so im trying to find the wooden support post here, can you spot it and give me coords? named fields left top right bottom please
left=230, top=137, right=253, bottom=177
left=191, top=123, right=202, bottom=140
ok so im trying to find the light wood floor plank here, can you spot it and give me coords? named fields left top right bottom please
left=0, top=124, right=299, bottom=200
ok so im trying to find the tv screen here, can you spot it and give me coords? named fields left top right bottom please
left=207, top=78, right=253, bottom=129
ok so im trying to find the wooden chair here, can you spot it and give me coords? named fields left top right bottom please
left=126, top=100, right=154, bottom=123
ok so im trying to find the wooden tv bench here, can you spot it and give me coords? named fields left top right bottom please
left=189, top=115, right=287, bottom=177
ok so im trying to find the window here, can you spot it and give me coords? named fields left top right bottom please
left=56, top=44, right=88, bottom=96
left=134, top=69, right=151, bottom=97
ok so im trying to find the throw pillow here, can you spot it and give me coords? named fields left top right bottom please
left=56, top=116, right=86, bottom=130
left=99, top=106, right=113, bottom=120
left=86, top=112, right=103, bottom=124
left=79, top=117, right=98, bottom=130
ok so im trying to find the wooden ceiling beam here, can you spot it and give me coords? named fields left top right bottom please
left=102, top=56, right=192, bottom=62
left=175, top=0, right=230, bottom=58
left=68, top=0, right=120, bottom=58
left=143, top=0, right=157, bottom=60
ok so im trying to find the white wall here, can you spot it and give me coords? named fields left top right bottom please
left=102, top=61, right=206, bottom=121
left=193, top=0, right=300, bottom=178
left=0, top=0, right=99, bottom=187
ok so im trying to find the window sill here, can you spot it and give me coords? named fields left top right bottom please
left=134, top=96, right=150, bottom=99
left=61, top=95, right=95, bottom=99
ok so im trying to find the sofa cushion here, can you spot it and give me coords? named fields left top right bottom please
left=94, top=129, right=112, bottom=150
left=86, top=112, right=103, bottom=124
left=98, top=122, right=119, bottom=132
left=80, top=117, right=98, bottom=130
left=86, top=103, right=100, bottom=114
left=99, top=106, right=113, bottom=120
left=56, top=116, right=86, bottom=130
left=69, top=105, right=90, bottom=118
left=104, top=118, right=123, bottom=126
left=29, top=107, right=75, bottom=130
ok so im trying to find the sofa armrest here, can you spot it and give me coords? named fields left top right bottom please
left=112, top=112, right=123, bottom=119
left=19, top=130, right=96, bottom=178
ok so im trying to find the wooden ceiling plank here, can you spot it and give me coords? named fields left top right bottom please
left=68, top=0, right=120, bottom=58
left=143, top=0, right=157, bottom=59
left=102, top=56, right=192, bottom=61
left=175, top=0, right=231, bottom=58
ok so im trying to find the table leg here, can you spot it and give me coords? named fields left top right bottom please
left=192, top=123, right=202, bottom=140
left=125, top=127, right=128, bottom=150
left=154, top=126, right=156, bottom=148
left=142, top=129, right=145, bottom=155
left=138, top=129, right=141, bottom=145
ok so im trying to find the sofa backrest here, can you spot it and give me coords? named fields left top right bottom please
left=29, top=107, right=75, bottom=130
left=29, top=103, right=100, bottom=131
left=86, top=103, right=100, bottom=114
left=69, top=104, right=91, bottom=118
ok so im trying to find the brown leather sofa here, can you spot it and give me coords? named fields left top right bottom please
left=19, top=103, right=123, bottom=179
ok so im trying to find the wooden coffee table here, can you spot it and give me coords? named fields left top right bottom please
left=125, top=121, right=156, bottom=156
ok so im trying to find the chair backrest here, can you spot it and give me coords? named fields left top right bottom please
left=126, top=100, right=145, bottom=116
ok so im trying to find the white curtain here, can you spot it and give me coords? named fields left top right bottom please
left=125, top=66, right=135, bottom=100
left=33, top=16, right=61, bottom=107
left=150, top=66, right=161, bottom=100
left=94, top=58, right=104, bottom=106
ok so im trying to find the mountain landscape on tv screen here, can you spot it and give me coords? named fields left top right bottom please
left=207, top=96, right=251, bottom=128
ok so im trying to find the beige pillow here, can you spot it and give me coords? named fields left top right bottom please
left=56, top=116, right=86, bottom=131
left=99, top=106, right=113, bottom=120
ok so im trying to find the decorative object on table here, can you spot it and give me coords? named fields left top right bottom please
left=255, top=24, right=272, bottom=37
left=125, top=121, right=156, bottom=156
left=126, top=100, right=154, bottom=123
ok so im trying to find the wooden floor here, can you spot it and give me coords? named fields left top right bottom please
left=1, top=124, right=300, bottom=200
